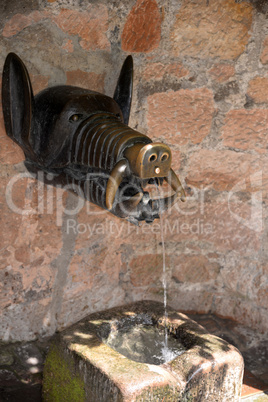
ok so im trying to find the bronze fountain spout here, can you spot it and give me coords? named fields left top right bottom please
left=2, top=53, right=185, bottom=224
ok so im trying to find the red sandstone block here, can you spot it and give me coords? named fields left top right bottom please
left=0, top=173, right=61, bottom=322
left=143, top=62, right=189, bottom=81
left=30, top=74, right=49, bottom=95
left=208, top=63, right=235, bottom=83
left=2, top=11, right=46, bottom=38
left=170, top=0, right=252, bottom=60
left=0, top=132, right=24, bottom=165
left=147, top=89, right=214, bottom=145
left=2, top=7, right=110, bottom=52
left=121, top=0, right=161, bottom=53
left=52, top=6, right=110, bottom=51
left=172, top=254, right=220, bottom=284
left=164, top=200, right=261, bottom=254
left=66, top=70, right=105, bottom=92
left=129, top=254, right=166, bottom=287
left=221, top=109, right=268, bottom=153
left=0, top=175, right=24, bottom=253
left=170, top=150, right=183, bottom=172
left=247, top=76, right=268, bottom=104
left=186, top=149, right=268, bottom=191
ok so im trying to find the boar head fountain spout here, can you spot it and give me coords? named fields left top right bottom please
left=2, top=52, right=185, bottom=224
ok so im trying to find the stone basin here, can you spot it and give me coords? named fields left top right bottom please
left=43, top=301, right=244, bottom=401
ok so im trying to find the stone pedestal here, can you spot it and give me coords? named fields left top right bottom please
left=43, top=301, right=244, bottom=401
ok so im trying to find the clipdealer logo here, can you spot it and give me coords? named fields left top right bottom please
left=5, top=169, right=263, bottom=234
left=5, top=169, right=213, bottom=234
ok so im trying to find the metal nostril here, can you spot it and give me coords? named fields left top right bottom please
left=149, top=154, right=157, bottom=163
left=161, top=153, right=169, bottom=162
left=155, top=167, right=160, bottom=174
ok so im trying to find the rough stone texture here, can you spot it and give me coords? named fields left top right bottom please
left=0, top=0, right=39, bottom=21
left=30, top=74, right=50, bottom=94
left=172, top=255, right=220, bottom=284
left=129, top=254, right=164, bottom=286
left=170, top=0, right=253, bottom=60
left=186, top=149, right=268, bottom=191
left=3, top=7, right=110, bottom=51
left=66, top=70, right=105, bottom=92
left=0, top=127, right=24, bottom=165
left=52, top=6, right=110, bottom=51
left=164, top=201, right=261, bottom=254
left=261, top=36, right=268, bottom=65
left=42, top=301, right=244, bottom=401
left=61, top=38, right=74, bottom=53
left=2, top=11, right=46, bottom=38
left=221, top=109, right=268, bottom=153
left=147, top=89, right=215, bottom=145
left=55, top=205, right=126, bottom=331
left=121, top=0, right=161, bottom=53
left=143, top=62, right=189, bottom=81
left=0, top=0, right=268, bottom=348
left=208, top=63, right=236, bottom=83
left=247, top=76, right=268, bottom=104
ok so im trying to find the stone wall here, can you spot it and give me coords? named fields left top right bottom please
left=0, top=0, right=268, bottom=341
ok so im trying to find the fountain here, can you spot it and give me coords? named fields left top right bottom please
left=2, top=53, right=244, bottom=400
left=42, top=301, right=243, bottom=401
left=2, top=52, right=185, bottom=224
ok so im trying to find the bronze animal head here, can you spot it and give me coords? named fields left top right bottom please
left=2, top=53, right=185, bottom=224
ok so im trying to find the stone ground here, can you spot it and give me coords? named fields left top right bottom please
left=0, top=313, right=267, bottom=401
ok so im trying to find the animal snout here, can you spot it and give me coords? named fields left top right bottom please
left=146, top=146, right=171, bottom=176
left=136, top=142, right=171, bottom=179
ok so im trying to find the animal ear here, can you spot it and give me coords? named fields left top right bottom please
left=2, top=53, right=35, bottom=159
left=113, top=55, right=133, bottom=125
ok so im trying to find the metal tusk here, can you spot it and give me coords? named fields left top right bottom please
left=106, top=159, right=128, bottom=210
left=165, top=168, right=186, bottom=202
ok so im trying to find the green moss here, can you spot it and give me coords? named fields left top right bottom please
left=42, top=345, right=85, bottom=402
left=136, top=385, right=180, bottom=401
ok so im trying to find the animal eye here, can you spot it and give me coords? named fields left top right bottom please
left=69, top=114, right=80, bottom=122
left=161, top=153, right=169, bottom=162
left=149, top=154, right=157, bottom=162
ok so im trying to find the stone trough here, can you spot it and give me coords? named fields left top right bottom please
left=43, top=301, right=244, bottom=401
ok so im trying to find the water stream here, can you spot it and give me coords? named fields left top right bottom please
left=102, top=188, right=186, bottom=365
left=159, top=211, right=168, bottom=350
left=159, top=210, right=179, bottom=362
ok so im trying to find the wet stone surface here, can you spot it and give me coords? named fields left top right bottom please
left=104, top=323, right=186, bottom=365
